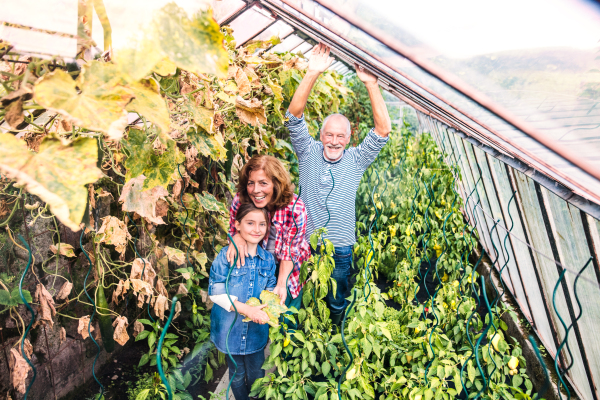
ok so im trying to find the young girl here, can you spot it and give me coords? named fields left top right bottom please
left=209, top=203, right=277, bottom=400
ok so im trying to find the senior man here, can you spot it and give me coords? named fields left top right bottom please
left=285, top=44, right=391, bottom=324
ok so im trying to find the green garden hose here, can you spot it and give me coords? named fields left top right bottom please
left=529, top=335, right=550, bottom=400
left=18, top=235, right=36, bottom=400
left=80, top=230, right=105, bottom=399
left=552, top=257, right=592, bottom=400
left=225, top=234, right=240, bottom=400
left=473, top=276, right=493, bottom=400
left=337, top=289, right=358, bottom=400
left=156, top=296, right=179, bottom=400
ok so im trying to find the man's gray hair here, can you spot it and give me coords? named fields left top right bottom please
left=321, top=114, right=351, bottom=137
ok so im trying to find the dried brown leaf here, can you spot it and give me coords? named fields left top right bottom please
left=154, top=294, right=169, bottom=321
left=119, top=175, right=169, bottom=225
left=235, top=68, right=251, bottom=96
left=19, top=339, right=33, bottom=359
left=172, top=179, right=183, bottom=200
left=235, top=96, right=266, bottom=127
left=112, top=316, right=129, bottom=346
left=56, top=281, right=73, bottom=301
left=35, top=284, right=56, bottom=327
left=173, top=301, right=181, bottom=319
left=112, top=279, right=129, bottom=305
left=59, top=327, right=66, bottom=343
left=9, top=348, right=31, bottom=394
left=78, top=315, right=94, bottom=339
left=133, top=320, right=144, bottom=338
left=175, top=283, right=188, bottom=296
left=96, top=216, right=131, bottom=254
left=156, top=279, right=168, bottom=297
left=130, top=258, right=156, bottom=285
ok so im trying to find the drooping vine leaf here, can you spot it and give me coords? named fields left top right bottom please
left=126, top=78, right=170, bottom=133
left=33, top=62, right=133, bottom=140
left=0, top=134, right=102, bottom=231
left=194, top=191, right=228, bottom=215
left=187, top=127, right=227, bottom=161
left=123, top=128, right=184, bottom=189
left=119, top=175, right=169, bottom=224
left=242, top=290, right=287, bottom=327
left=150, top=4, right=228, bottom=78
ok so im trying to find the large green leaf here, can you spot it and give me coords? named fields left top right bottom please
left=242, top=291, right=288, bottom=327
left=34, top=62, right=132, bottom=140
left=194, top=192, right=228, bottom=215
left=0, top=134, right=102, bottom=230
left=126, top=78, right=170, bottom=133
left=150, top=4, right=228, bottom=78
left=123, top=129, right=184, bottom=190
left=187, top=127, right=227, bottom=161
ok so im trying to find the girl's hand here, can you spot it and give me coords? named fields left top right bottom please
left=246, top=304, right=270, bottom=324
left=227, top=233, right=248, bottom=267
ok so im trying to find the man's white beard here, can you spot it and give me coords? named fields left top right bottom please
left=324, top=146, right=343, bottom=161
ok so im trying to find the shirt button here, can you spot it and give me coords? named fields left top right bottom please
left=243, top=336, right=245, bottom=340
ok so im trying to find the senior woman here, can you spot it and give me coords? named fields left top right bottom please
left=226, top=155, right=310, bottom=308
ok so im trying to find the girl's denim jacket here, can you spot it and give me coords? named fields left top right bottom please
left=209, top=245, right=276, bottom=355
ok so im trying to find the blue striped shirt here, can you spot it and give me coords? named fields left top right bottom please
left=284, top=111, right=389, bottom=247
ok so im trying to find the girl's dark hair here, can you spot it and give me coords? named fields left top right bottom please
left=236, top=155, right=294, bottom=210
left=235, top=202, right=270, bottom=227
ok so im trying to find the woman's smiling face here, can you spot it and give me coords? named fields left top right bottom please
left=247, top=169, right=274, bottom=209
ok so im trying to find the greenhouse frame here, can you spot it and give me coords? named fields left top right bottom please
left=1, top=0, right=600, bottom=399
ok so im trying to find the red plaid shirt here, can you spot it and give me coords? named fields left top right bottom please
left=229, top=193, right=310, bottom=299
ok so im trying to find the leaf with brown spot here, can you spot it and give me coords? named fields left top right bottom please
left=0, top=134, right=102, bottom=231
left=78, top=315, right=94, bottom=339
left=187, top=127, right=227, bottom=161
left=34, top=284, right=56, bottom=327
left=33, top=63, right=132, bottom=140
left=50, top=243, right=76, bottom=258
left=56, top=281, right=73, bottom=300
left=95, top=216, right=131, bottom=254
left=112, top=316, right=129, bottom=346
left=126, top=78, right=170, bottom=134
left=9, top=348, right=31, bottom=394
left=119, top=175, right=169, bottom=225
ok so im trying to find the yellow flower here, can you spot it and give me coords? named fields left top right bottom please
left=376, top=201, right=383, bottom=209
left=391, top=201, right=396, bottom=208
left=390, top=245, right=397, bottom=253
left=389, top=226, right=397, bottom=236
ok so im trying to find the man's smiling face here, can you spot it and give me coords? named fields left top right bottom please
left=320, top=115, right=351, bottom=162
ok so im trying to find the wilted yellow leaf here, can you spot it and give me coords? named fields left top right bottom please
left=50, top=243, right=76, bottom=258
left=126, top=78, right=170, bottom=134
left=187, top=127, right=227, bottom=161
left=0, top=134, right=102, bottom=231
left=119, top=175, right=169, bottom=224
left=33, top=63, right=132, bottom=140
left=153, top=58, right=178, bottom=76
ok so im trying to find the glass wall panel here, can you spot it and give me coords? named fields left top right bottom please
left=212, top=0, right=246, bottom=24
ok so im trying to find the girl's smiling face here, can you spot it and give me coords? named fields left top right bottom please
left=235, top=210, right=268, bottom=245
left=247, top=169, right=274, bottom=209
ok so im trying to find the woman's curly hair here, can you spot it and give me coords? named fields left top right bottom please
left=236, top=155, right=294, bottom=210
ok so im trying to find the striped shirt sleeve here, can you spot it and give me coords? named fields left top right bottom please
left=354, top=128, right=389, bottom=171
left=284, top=111, right=316, bottom=160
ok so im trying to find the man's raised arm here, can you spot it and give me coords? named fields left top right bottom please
left=288, top=44, right=334, bottom=117
left=355, top=64, right=391, bottom=138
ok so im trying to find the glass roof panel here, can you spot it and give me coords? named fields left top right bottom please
left=229, top=7, right=275, bottom=46
left=253, top=20, right=294, bottom=41
left=291, top=41, right=313, bottom=54
left=261, top=0, right=600, bottom=201
left=212, top=0, right=246, bottom=24
left=314, top=0, right=600, bottom=177
left=270, top=34, right=304, bottom=53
